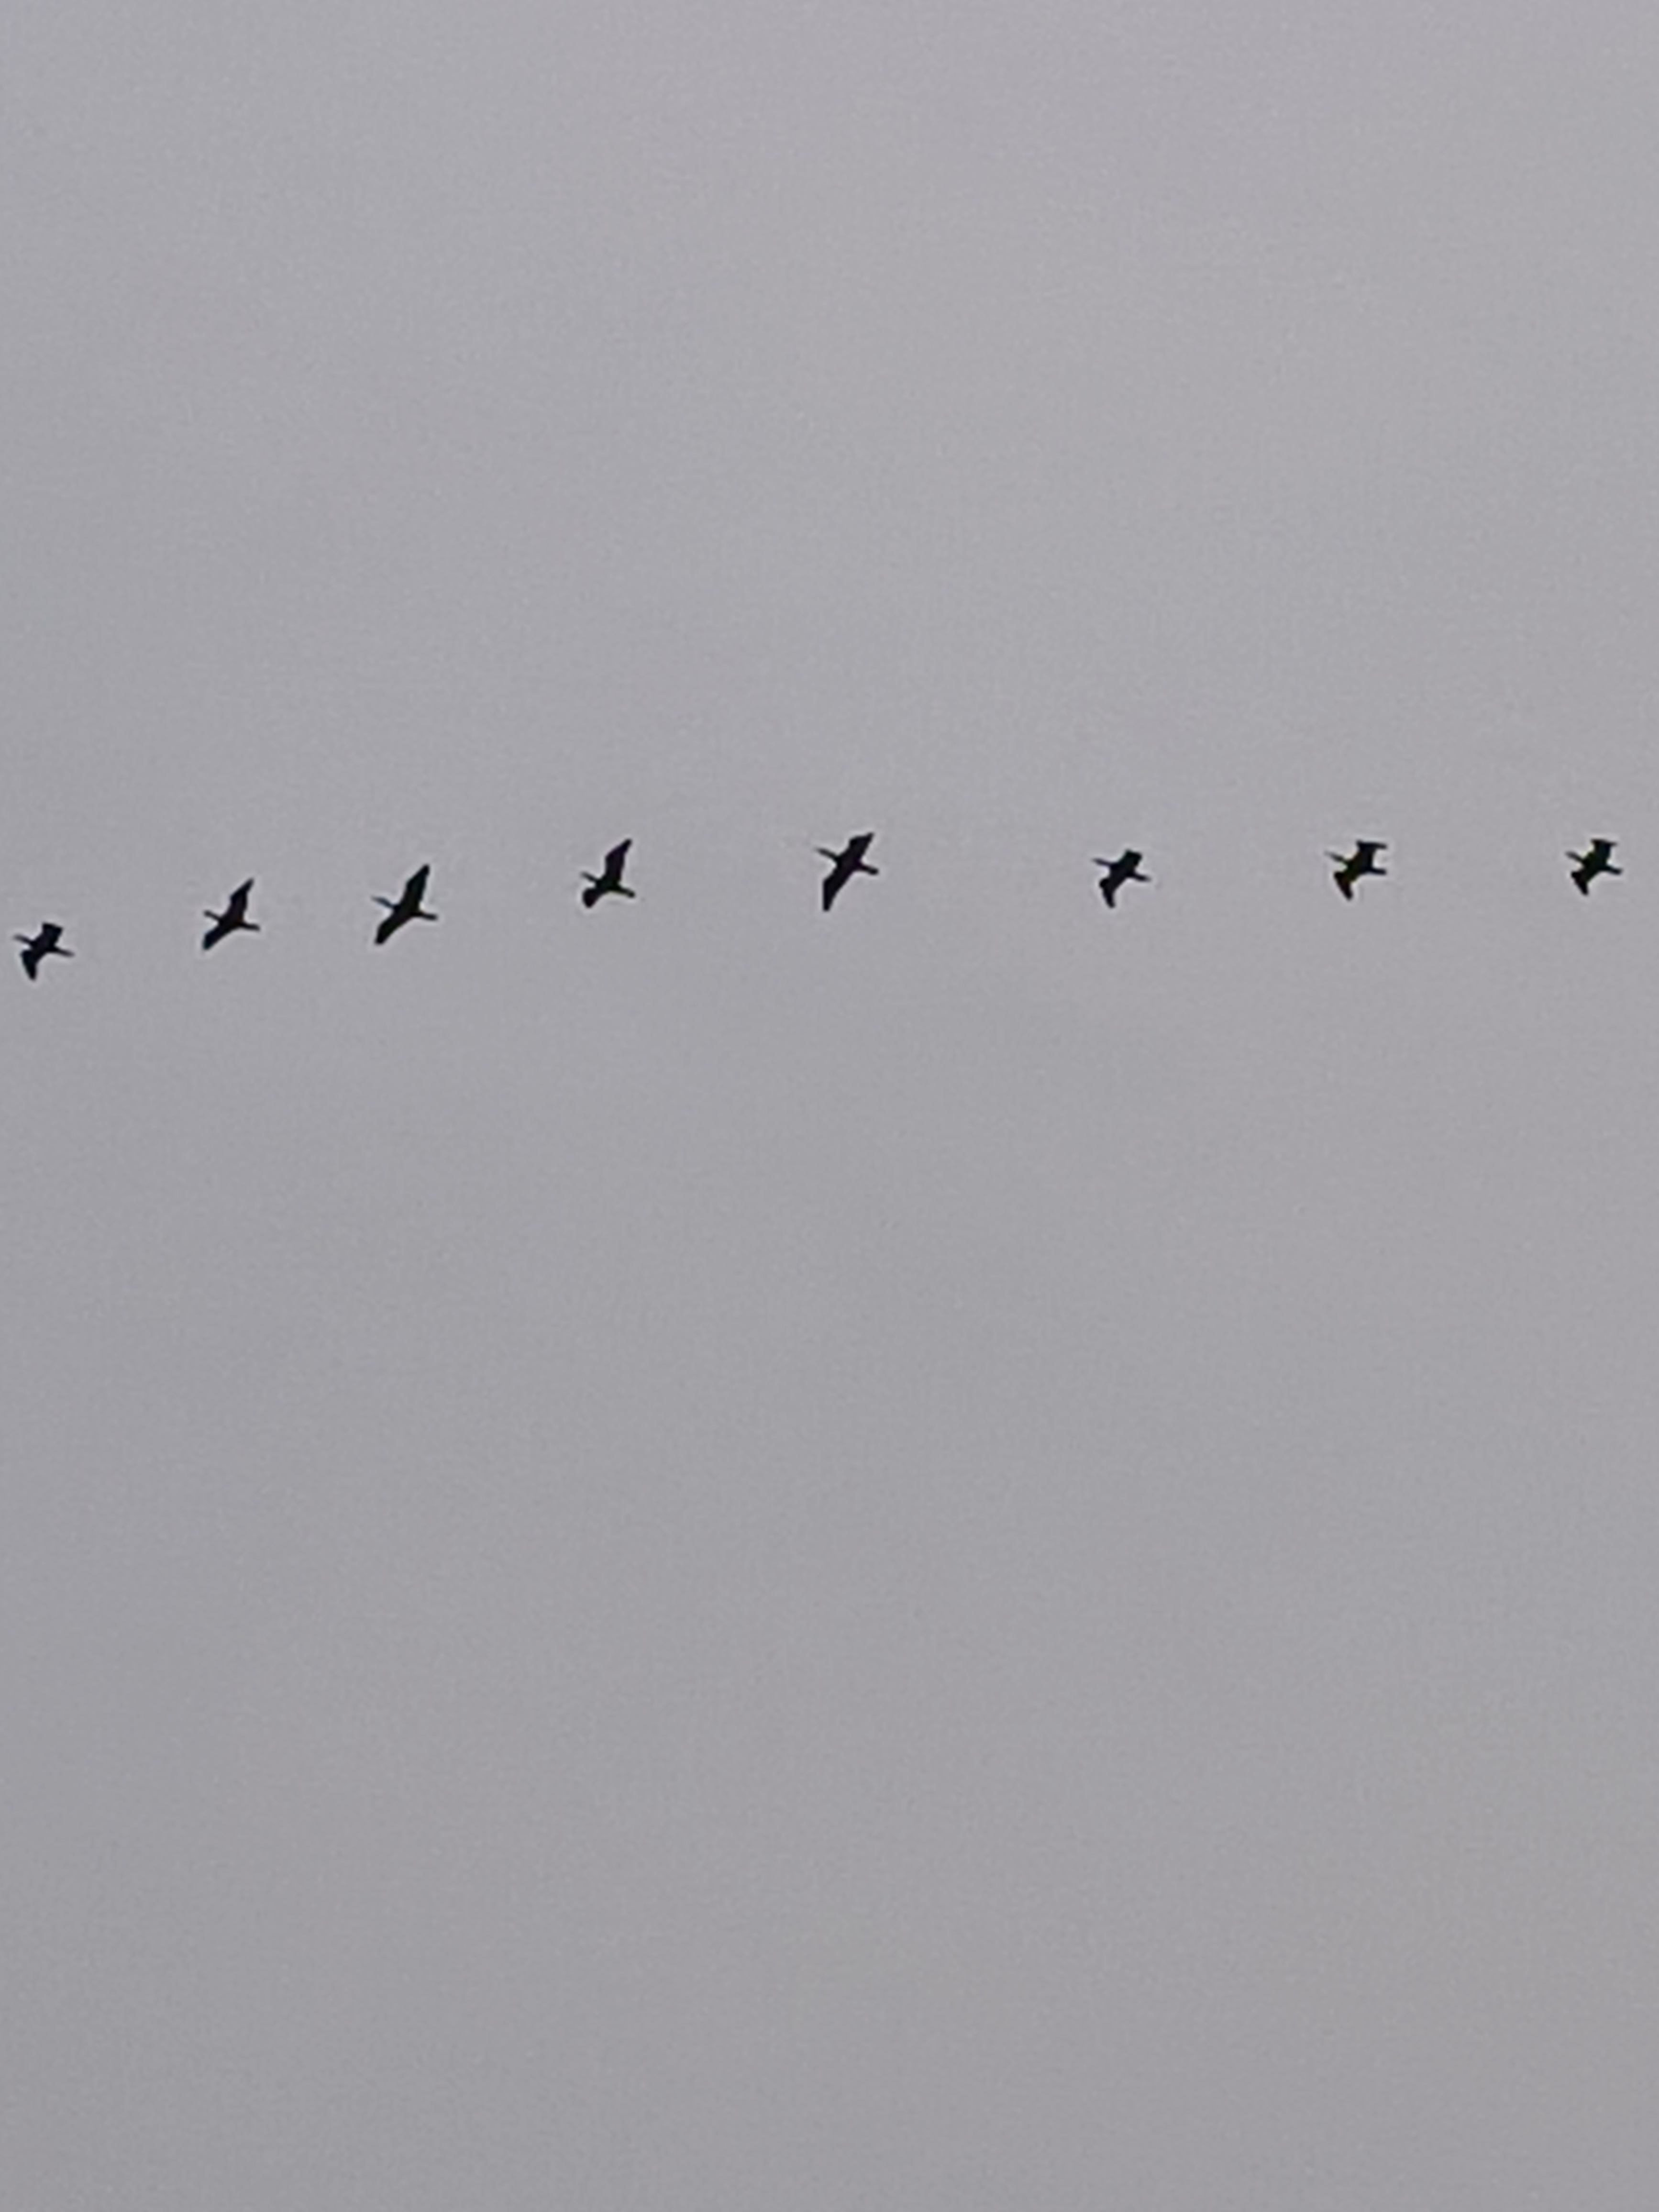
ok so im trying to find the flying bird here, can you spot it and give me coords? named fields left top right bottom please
left=14, top=922, right=72, bottom=981
left=372, top=864, right=437, bottom=945
left=1568, top=839, right=1621, bottom=895
left=581, top=840, right=636, bottom=908
left=202, top=878, right=259, bottom=951
left=1093, top=849, right=1151, bottom=908
left=818, top=832, right=879, bottom=912
left=1329, top=841, right=1388, bottom=900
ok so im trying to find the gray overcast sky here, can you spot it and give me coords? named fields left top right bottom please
left=5, top=3, right=1659, bottom=2204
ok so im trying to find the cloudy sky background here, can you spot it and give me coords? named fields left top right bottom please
left=6, top=3, right=1659, bottom=2203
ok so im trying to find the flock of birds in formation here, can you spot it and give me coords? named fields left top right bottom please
left=7, top=833, right=1629, bottom=979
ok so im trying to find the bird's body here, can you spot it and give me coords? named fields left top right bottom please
left=373, top=864, right=437, bottom=944
left=1329, top=841, right=1388, bottom=900
left=818, top=832, right=879, bottom=912
left=14, top=922, right=72, bottom=981
left=1569, top=839, right=1621, bottom=895
left=1093, top=848, right=1150, bottom=908
left=202, top=877, right=259, bottom=951
left=581, top=840, right=636, bottom=908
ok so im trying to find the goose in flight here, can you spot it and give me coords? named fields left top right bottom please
left=14, top=922, right=72, bottom=981
left=818, top=832, right=878, bottom=912
left=1568, top=839, right=1621, bottom=895
left=1329, top=841, right=1387, bottom=900
left=581, top=840, right=636, bottom=908
left=372, top=864, right=437, bottom=945
left=1093, top=849, right=1150, bottom=909
left=202, top=878, right=259, bottom=951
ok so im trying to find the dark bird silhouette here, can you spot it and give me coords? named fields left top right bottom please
left=1093, top=848, right=1151, bottom=908
left=581, top=840, right=636, bottom=908
left=1568, top=838, right=1621, bottom=895
left=1329, top=841, right=1388, bottom=900
left=372, top=864, right=437, bottom=945
left=14, top=922, right=72, bottom=981
left=818, top=832, right=878, bottom=912
left=202, top=878, right=259, bottom=951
